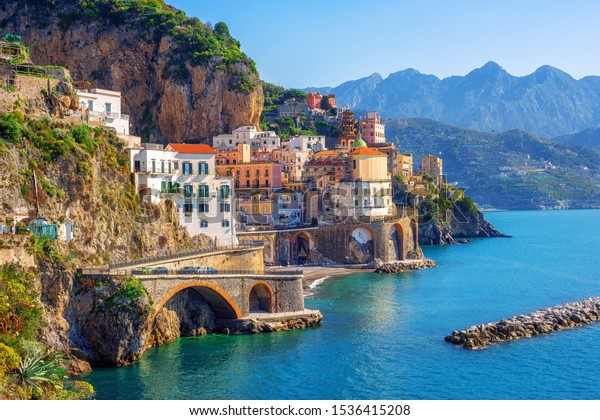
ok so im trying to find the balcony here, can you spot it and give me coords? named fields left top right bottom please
left=197, top=192, right=216, bottom=201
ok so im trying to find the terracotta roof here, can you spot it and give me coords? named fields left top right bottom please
left=313, top=150, right=340, bottom=156
left=350, top=148, right=388, bottom=156
left=166, top=143, right=216, bottom=154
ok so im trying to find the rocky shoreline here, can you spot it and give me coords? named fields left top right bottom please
left=374, top=259, right=436, bottom=273
left=216, top=311, right=323, bottom=334
left=445, top=297, right=600, bottom=349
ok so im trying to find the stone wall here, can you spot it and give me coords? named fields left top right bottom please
left=265, top=215, right=422, bottom=265
left=0, top=236, right=35, bottom=268
left=129, top=247, right=264, bottom=272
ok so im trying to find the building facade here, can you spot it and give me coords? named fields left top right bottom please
left=213, top=126, right=281, bottom=151
left=359, top=111, right=386, bottom=144
left=76, top=88, right=130, bottom=135
left=420, top=154, right=443, bottom=186
left=129, top=143, right=236, bottom=245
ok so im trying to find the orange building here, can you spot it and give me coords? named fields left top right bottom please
left=307, top=92, right=336, bottom=110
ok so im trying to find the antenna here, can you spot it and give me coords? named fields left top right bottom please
left=33, top=170, right=40, bottom=217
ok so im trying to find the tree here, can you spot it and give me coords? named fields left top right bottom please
left=320, top=95, right=332, bottom=111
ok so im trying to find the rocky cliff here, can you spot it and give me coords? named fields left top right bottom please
left=418, top=204, right=508, bottom=245
left=0, top=115, right=215, bottom=371
left=0, top=0, right=262, bottom=143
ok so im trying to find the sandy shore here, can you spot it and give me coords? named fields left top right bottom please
left=300, top=266, right=373, bottom=290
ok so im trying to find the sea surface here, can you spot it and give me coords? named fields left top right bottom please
left=84, top=210, right=600, bottom=399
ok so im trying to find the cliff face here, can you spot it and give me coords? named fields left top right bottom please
left=419, top=208, right=507, bottom=245
left=0, top=1, right=263, bottom=143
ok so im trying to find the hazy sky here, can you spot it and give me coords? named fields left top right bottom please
left=168, top=0, right=600, bottom=88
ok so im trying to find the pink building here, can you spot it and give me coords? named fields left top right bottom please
left=359, top=112, right=386, bottom=144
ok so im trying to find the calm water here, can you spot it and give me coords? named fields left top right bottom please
left=84, top=210, right=600, bottom=399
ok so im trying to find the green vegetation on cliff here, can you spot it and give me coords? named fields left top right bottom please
left=20, top=0, right=258, bottom=92
left=260, top=81, right=340, bottom=139
left=0, top=263, right=94, bottom=399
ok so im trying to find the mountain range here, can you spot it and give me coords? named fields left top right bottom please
left=304, top=63, right=600, bottom=138
left=385, top=118, right=600, bottom=210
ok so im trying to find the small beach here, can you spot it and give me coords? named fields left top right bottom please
left=300, top=266, right=373, bottom=290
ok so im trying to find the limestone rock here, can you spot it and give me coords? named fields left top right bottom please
left=1, top=3, right=262, bottom=143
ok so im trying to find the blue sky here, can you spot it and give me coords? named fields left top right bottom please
left=168, top=0, right=600, bottom=88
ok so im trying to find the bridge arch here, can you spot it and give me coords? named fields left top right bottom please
left=292, top=230, right=315, bottom=264
left=389, top=223, right=405, bottom=261
left=248, top=281, right=274, bottom=313
left=348, top=226, right=376, bottom=263
left=154, top=280, right=243, bottom=319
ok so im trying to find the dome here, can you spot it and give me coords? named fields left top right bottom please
left=27, top=217, right=49, bottom=227
left=352, top=133, right=367, bottom=148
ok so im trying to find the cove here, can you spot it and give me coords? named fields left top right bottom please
left=84, top=210, right=600, bottom=400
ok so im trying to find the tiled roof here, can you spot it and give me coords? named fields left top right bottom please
left=350, top=148, right=388, bottom=156
left=166, top=143, right=216, bottom=154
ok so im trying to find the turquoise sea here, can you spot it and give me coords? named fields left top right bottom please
left=84, top=210, right=600, bottom=399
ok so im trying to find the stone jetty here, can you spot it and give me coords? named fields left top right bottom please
left=445, top=297, right=600, bottom=349
left=374, top=259, right=436, bottom=273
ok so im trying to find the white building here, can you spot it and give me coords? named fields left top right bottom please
left=213, top=126, right=281, bottom=151
left=129, top=143, right=236, bottom=245
left=76, top=88, right=130, bottom=135
left=288, top=134, right=326, bottom=153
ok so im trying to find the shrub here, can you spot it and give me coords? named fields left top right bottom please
left=0, top=113, right=23, bottom=143
left=0, top=343, right=21, bottom=377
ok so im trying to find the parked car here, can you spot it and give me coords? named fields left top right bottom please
left=178, top=266, right=199, bottom=274
left=132, top=266, right=153, bottom=275
left=152, top=267, right=169, bottom=275
left=206, top=267, right=218, bottom=274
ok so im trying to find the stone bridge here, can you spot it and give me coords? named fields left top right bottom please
left=136, top=271, right=304, bottom=319
left=81, top=243, right=306, bottom=320
left=238, top=212, right=421, bottom=265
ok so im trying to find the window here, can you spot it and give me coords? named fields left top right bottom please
left=198, top=184, right=209, bottom=198
left=220, top=185, right=230, bottom=198
left=198, top=162, right=209, bottom=175
left=256, top=169, right=260, bottom=176
left=265, top=180, right=269, bottom=187
left=198, top=203, right=209, bottom=213
left=174, top=162, right=179, bottom=171
left=246, top=170, right=250, bottom=177
left=161, top=161, right=165, bottom=173
left=220, top=203, right=231, bottom=212
left=182, top=162, right=192, bottom=175
left=183, top=184, right=193, bottom=198
left=222, top=219, right=230, bottom=227
left=353, top=160, right=356, bottom=169
left=87, top=100, right=93, bottom=111
left=134, top=160, right=140, bottom=172
left=183, top=203, right=193, bottom=216
left=265, top=169, right=269, bottom=176
left=151, top=160, right=156, bottom=173
left=246, top=180, right=250, bottom=187
left=105, top=103, right=112, bottom=114
left=161, top=181, right=166, bottom=193
left=236, top=170, right=240, bottom=177
left=200, top=220, right=208, bottom=228
left=168, top=162, right=172, bottom=174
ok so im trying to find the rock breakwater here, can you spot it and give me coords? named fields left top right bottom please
left=445, top=297, right=600, bottom=349
left=374, top=259, right=436, bottom=273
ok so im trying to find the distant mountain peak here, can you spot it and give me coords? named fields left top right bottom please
left=301, top=63, right=600, bottom=138
left=467, top=61, right=508, bottom=78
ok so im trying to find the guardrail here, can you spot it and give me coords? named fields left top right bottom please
left=77, top=268, right=303, bottom=277
left=108, top=240, right=264, bottom=270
